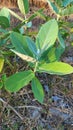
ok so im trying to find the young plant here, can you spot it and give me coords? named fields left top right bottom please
left=0, top=0, right=46, bottom=73
left=4, top=19, right=73, bottom=103
left=0, top=0, right=73, bottom=103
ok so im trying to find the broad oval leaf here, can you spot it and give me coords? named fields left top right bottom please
left=0, top=58, right=4, bottom=72
left=31, top=77, right=44, bottom=103
left=10, top=32, right=36, bottom=57
left=36, top=19, right=58, bottom=54
left=38, top=62, right=73, bottom=75
left=5, top=70, right=34, bottom=92
left=17, top=0, right=29, bottom=14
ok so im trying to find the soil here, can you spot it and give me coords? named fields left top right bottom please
left=0, top=5, right=73, bottom=130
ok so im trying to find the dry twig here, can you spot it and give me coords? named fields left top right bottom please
left=0, top=98, right=24, bottom=120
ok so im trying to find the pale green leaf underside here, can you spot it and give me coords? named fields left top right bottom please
left=11, top=49, right=36, bottom=63
left=17, top=0, right=29, bottom=14
left=38, top=62, right=73, bottom=75
left=0, top=58, right=4, bottom=73
left=36, top=19, right=58, bottom=53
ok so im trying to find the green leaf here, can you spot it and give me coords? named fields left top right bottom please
left=36, top=19, right=58, bottom=54
left=35, top=9, right=47, bottom=20
left=0, top=16, right=10, bottom=28
left=28, top=9, right=45, bottom=22
left=47, top=45, right=65, bottom=62
left=2, top=73, right=7, bottom=83
left=0, top=39, right=6, bottom=46
left=38, top=62, right=73, bottom=75
left=0, top=7, right=10, bottom=22
left=26, top=36, right=37, bottom=57
left=54, top=0, right=63, bottom=7
left=0, top=28, right=8, bottom=33
left=10, top=32, right=35, bottom=57
left=17, top=0, right=29, bottom=14
left=5, top=70, right=34, bottom=92
left=0, top=82, right=3, bottom=89
left=0, top=58, right=4, bottom=73
left=48, top=0, right=59, bottom=14
left=31, top=77, right=44, bottom=103
left=61, top=5, right=73, bottom=16
left=39, top=47, right=57, bottom=62
left=58, top=32, right=65, bottom=49
left=63, top=0, right=73, bottom=7
left=0, top=7, right=10, bottom=28
left=39, top=45, right=65, bottom=63
left=11, top=49, right=36, bottom=63
left=55, top=45, right=65, bottom=61
left=46, top=47, right=57, bottom=62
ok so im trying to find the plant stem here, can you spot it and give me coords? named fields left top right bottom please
left=34, top=61, right=38, bottom=73
left=57, top=14, right=61, bottom=21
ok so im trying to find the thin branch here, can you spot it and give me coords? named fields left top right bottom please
left=15, top=105, right=42, bottom=110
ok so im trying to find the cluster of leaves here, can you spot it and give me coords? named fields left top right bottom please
left=48, top=0, right=73, bottom=15
left=0, top=0, right=73, bottom=103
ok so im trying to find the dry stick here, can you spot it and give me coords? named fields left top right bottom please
left=0, top=98, right=24, bottom=121
left=15, top=105, right=42, bottom=110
